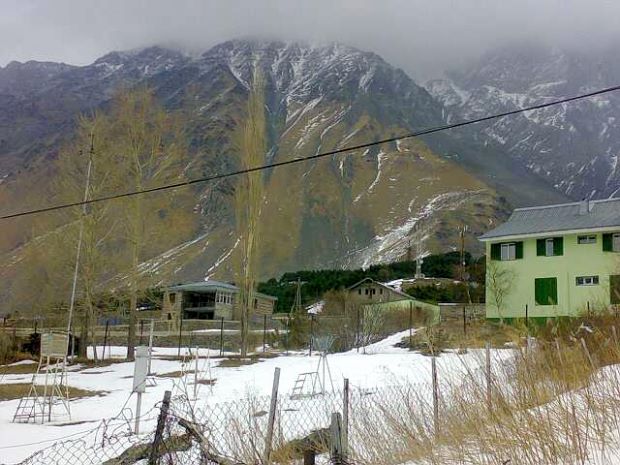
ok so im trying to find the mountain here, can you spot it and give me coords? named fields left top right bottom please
left=0, top=40, right=557, bottom=301
left=427, top=42, right=620, bottom=200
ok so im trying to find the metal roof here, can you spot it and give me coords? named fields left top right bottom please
left=167, top=280, right=277, bottom=301
left=479, top=198, right=620, bottom=241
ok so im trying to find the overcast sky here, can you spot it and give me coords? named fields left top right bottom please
left=1, top=0, right=619, bottom=80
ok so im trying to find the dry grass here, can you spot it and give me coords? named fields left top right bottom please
left=0, top=361, right=39, bottom=375
left=0, top=383, right=104, bottom=401
left=350, top=315, right=620, bottom=465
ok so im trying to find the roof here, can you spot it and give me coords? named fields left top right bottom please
left=479, top=198, right=620, bottom=241
left=347, top=277, right=414, bottom=301
left=167, top=280, right=277, bottom=301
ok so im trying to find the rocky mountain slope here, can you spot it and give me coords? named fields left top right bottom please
left=427, top=42, right=620, bottom=200
left=0, top=40, right=562, bottom=296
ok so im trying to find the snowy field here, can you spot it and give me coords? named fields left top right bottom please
left=0, top=330, right=511, bottom=464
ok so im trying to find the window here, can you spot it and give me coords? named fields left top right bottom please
left=491, top=241, right=523, bottom=261
left=364, top=288, right=369, bottom=295
left=380, top=288, right=383, bottom=295
left=535, top=277, right=558, bottom=305
left=169, top=293, right=176, bottom=305
left=358, top=289, right=362, bottom=295
left=537, top=237, right=563, bottom=256
left=501, top=243, right=516, bottom=261
left=576, top=276, right=599, bottom=286
left=603, top=233, right=620, bottom=252
left=578, top=235, right=596, bottom=244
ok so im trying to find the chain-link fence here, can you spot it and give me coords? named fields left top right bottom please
left=14, top=376, right=451, bottom=465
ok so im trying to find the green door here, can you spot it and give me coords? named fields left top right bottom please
left=535, top=277, right=558, bottom=305
left=611, top=275, right=620, bottom=305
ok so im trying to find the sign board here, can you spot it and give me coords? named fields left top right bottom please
left=41, top=332, right=68, bottom=358
left=132, top=346, right=149, bottom=393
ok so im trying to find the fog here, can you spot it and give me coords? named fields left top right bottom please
left=1, top=0, right=618, bottom=80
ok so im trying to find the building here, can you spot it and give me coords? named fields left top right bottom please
left=479, top=198, right=620, bottom=319
left=345, top=278, right=439, bottom=321
left=161, top=280, right=277, bottom=322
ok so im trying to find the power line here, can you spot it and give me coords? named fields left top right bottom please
left=2, top=83, right=620, bottom=221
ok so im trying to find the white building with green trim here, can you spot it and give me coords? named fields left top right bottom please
left=479, top=198, right=620, bottom=320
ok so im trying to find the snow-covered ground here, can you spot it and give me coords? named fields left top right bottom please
left=0, top=330, right=508, bottom=464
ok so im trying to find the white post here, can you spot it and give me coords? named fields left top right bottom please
left=135, top=391, right=142, bottom=434
left=133, top=347, right=148, bottom=434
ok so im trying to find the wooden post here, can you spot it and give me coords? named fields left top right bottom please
left=485, top=342, right=491, bottom=411
left=409, top=301, right=413, bottom=341
left=149, top=390, right=171, bottom=465
left=356, top=307, right=360, bottom=353
left=432, top=356, right=439, bottom=435
left=342, top=378, right=350, bottom=459
left=140, top=319, right=145, bottom=346
left=525, top=304, right=529, bottom=331
left=177, top=313, right=184, bottom=358
left=309, top=315, right=315, bottom=357
left=263, top=314, right=267, bottom=353
left=102, top=321, right=109, bottom=361
left=463, top=304, right=467, bottom=336
left=303, top=449, right=316, bottom=465
left=263, top=367, right=281, bottom=464
left=219, top=317, right=224, bottom=356
left=330, top=412, right=344, bottom=464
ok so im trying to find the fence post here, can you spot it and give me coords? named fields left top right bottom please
left=102, top=321, right=110, bottom=361
left=485, top=342, right=491, bottom=411
left=219, top=317, right=224, bottom=356
left=409, top=301, right=413, bottom=341
left=463, top=305, right=467, bottom=336
left=177, top=314, right=184, bottom=358
left=263, top=314, right=267, bottom=353
left=309, top=315, right=315, bottom=357
left=342, top=378, right=350, bottom=459
left=432, top=356, right=439, bottom=435
left=263, top=367, right=281, bottom=464
left=330, top=412, right=343, bottom=465
left=149, top=390, right=171, bottom=465
left=356, top=307, right=360, bottom=353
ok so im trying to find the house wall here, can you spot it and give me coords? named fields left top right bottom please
left=347, top=283, right=405, bottom=306
left=485, top=232, right=620, bottom=318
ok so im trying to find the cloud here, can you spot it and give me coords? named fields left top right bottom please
left=1, top=0, right=618, bottom=79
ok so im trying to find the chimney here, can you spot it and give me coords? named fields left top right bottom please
left=578, top=199, right=590, bottom=215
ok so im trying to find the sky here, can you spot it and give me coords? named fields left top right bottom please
left=1, top=0, right=619, bottom=80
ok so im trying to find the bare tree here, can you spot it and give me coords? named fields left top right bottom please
left=234, top=71, right=267, bottom=358
left=487, top=260, right=514, bottom=322
left=104, top=88, right=190, bottom=360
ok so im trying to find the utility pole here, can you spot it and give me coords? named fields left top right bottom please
left=66, top=133, right=94, bottom=362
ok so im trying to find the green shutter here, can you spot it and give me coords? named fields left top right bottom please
left=611, top=275, right=620, bottom=305
left=515, top=241, right=523, bottom=259
left=549, top=278, right=558, bottom=305
left=490, top=243, right=501, bottom=261
left=536, top=239, right=545, bottom=256
left=535, top=277, right=558, bottom=305
left=603, top=233, right=613, bottom=252
left=553, top=237, right=563, bottom=256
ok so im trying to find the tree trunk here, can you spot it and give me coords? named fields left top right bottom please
left=127, top=240, right=139, bottom=361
